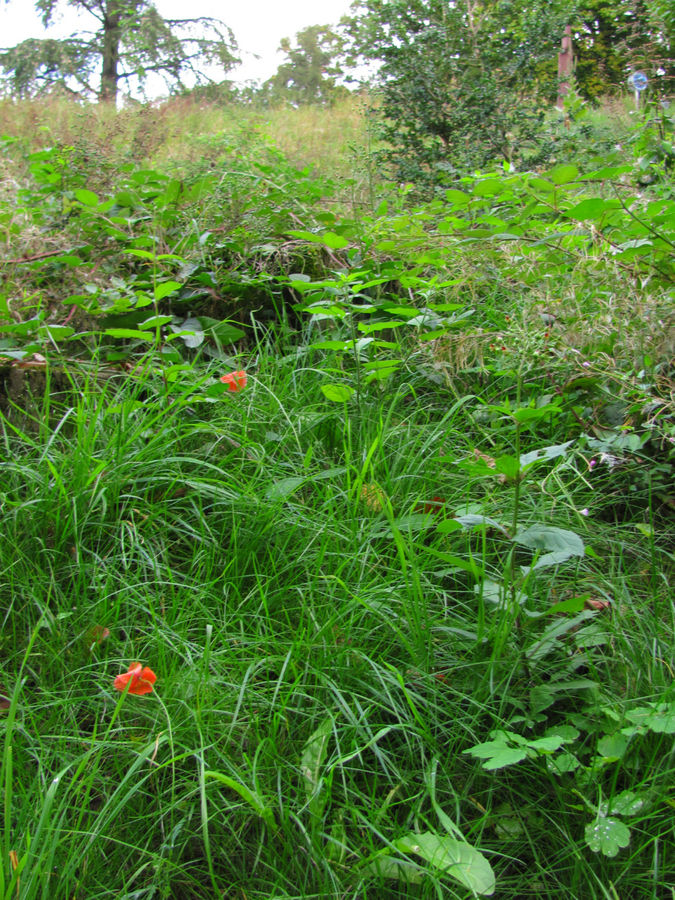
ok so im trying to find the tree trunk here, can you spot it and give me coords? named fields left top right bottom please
left=100, top=0, right=123, bottom=101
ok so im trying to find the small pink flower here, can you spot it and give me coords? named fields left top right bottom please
left=588, top=458, right=597, bottom=470
left=219, top=370, right=247, bottom=392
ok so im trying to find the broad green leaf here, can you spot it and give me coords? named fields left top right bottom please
left=624, top=702, right=675, bottom=734
left=445, top=189, right=471, bottom=206
left=48, top=254, right=83, bottom=267
left=198, top=319, right=246, bottom=344
left=585, top=817, right=630, bottom=857
left=549, top=164, right=579, bottom=185
left=362, top=855, right=424, bottom=883
left=301, top=716, right=333, bottom=799
left=451, top=514, right=510, bottom=535
left=581, top=165, right=632, bottom=181
left=124, top=248, right=156, bottom=260
left=37, top=324, right=74, bottom=341
left=321, top=384, right=354, bottom=402
left=495, top=455, right=520, bottom=480
left=597, top=733, right=629, bottom=761
left=311, top=340, right=350, bottom=350
left=154, top=281, right=182, bottom=301
left=545, top=724, right=580, bottom=743
left=610, top=790, right=645, bottom=817
left=138, top=315, right=174, bottom=330
left=365, top=366, right=399, bottom=383
left=265, top=477, right=305, bottom=500
left=393, top=832, right=495, bottom=895
left=472, top=179, right=502, bottom=197
left=546, top=751, right=580, bottom=774
left=287, top=229, right=318, bottom=242
left=170, top=316, right=205, bottom=348
left=565, top=198, right=619, bottom=221
left=204, top=771, right=274, bottom=827
left=74, top=188, right=99, bottom=206
left=381, top=305, right=419, bottom=317
left=104, top=328, right=153, bottom=341
left=510, top=404, right=561, bottom=424
left=514, top=525, right=584, bottom=561
left=545, top=595, right=588, bottom=615
left=527, top=735, right=565, bottom=753
left=519, top=440, right=574, bottom=468
left=492, top=803, right=525, bottom=840
left=320, top=231, right=350, bottom=250
left=463, top=740, right=528, bottom=769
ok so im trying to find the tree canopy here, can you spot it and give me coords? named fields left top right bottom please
left=263, top=25, right=346, bottom=106
left=0, top=0, right=238, bottom=101
left=339, top=0, right=674, bottom=186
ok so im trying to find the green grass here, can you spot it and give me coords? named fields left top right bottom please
left=0, top=91, right=674, bottom=899
left=1, top=337, right=673, bottom=898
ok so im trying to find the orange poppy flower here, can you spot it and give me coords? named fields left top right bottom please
left=114, top=663, right=157, bottom=696
left=219, top=370, right=247, bottom=392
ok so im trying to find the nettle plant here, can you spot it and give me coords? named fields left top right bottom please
left=284, top=234, right=472, bottom=404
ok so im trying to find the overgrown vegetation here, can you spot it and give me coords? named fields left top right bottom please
left=1, top=87, right=674, bottom=899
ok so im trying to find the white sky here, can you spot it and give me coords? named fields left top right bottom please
left=0, top=0, right=356, bottom=90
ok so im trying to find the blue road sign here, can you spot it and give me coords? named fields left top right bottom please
left=629, top=71, right=648, bottom=92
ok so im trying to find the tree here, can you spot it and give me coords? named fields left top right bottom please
left=0, top=0, right=238, bottom=102
left=342, top=0, right=569, bottom=185
left=263, top=25, right=346, bottom=106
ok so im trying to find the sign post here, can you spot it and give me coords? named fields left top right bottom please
left=628, top=71, right=648, bottom=109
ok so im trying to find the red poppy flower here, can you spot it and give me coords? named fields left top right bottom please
left=114, top=663, right=157, bottom=696
left=219, top=370, right=247, bottom=392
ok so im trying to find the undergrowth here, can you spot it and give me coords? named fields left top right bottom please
left=0, top=94, right=674, bottom=899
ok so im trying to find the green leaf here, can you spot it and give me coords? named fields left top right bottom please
left=74, top=188, right=99, bottom=207
left=103, top=329, right=154, bottom=341
left=320, top=231, right=350, bottom=250
left=154, top=281, right=182, bottom=301
left=624, top=702, right=675, bottom=734
left=495, top=455, right=520, bottom=480
left=463, top=740, right=528, bottom=770
left=287, top=229, right=318, bottom=242
left=610, top=790, right=645, bottom=817
left=321, top=384, right=354, bottom=402
left=565, top=198, right=619, bottom=221
left=198, top=318, right=246, bottom=344
left=445, top=189, right=471, bottom=207
left=527, top=735, right=565, bottom=753
left=545, top=595, right=588, bottom=615
left=449, top=514, right=509, bottom=535
left=37, top=324, right=74, bottom=341
left=361, top=855, right=424, bottom=884
left=393, top=832, right=495, bottom=895
left=546, top=751, right=580, bottom=774
left=265, top=477, right=305, bottom=501
left=585, top=817, right=630, bottom=857
left=138, top=315, right=173, bottom=330
left=519, top=440, right=574, bottom=468
left=510, top=404, right=561, bottom=424
left=301, top=716, right=333, bottom=799
left=597, top=733, right=629, bottom=761
left=548, top=164, right=579, bottom=185
left=514, top=525, right=584, bottom=562
left=472, top=179, right=502, bottom=197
